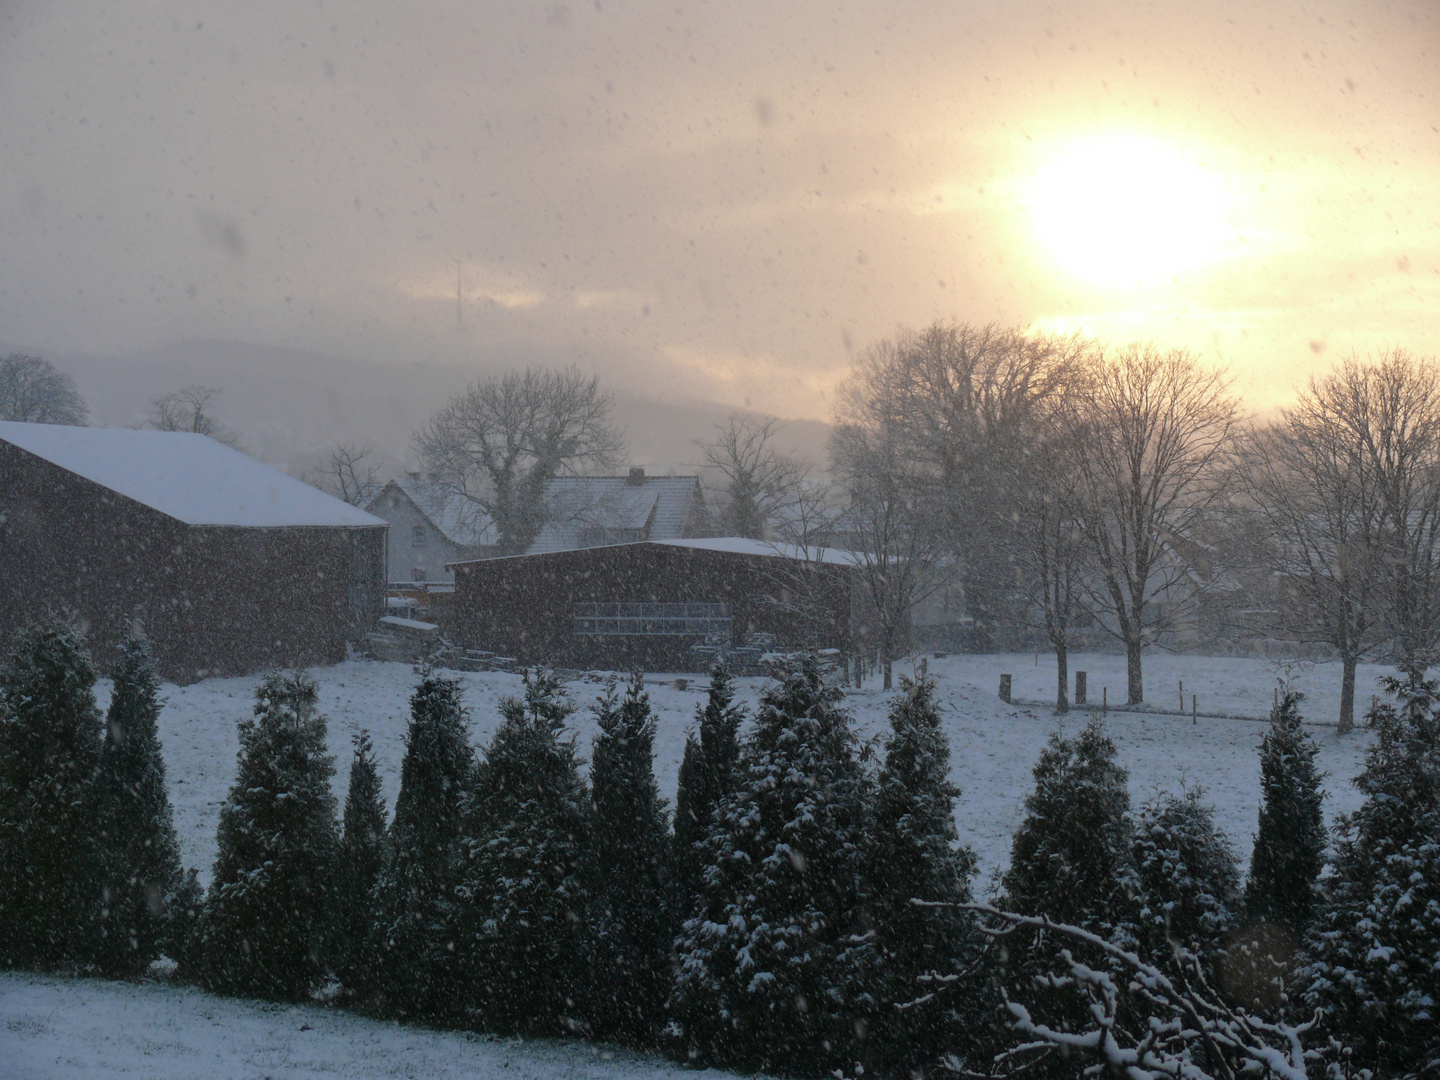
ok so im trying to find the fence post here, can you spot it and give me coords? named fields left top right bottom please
left=1075, top=671, right=1087, bottom=706
left=1192, top=694, right=1197, bottom=725
left=999, top=674, right=1012, bottom=703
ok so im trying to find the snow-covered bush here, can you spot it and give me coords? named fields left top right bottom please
left=455, top=667, right=590, bottom=1035
left=670, top=657, right=869, bottom=1076
left=1304, top=671, right=1440, bottom=1077
left=335, top=729, right=387, bottom=998
left=850, top=675, right=980, bottom=1079
left=369, top=674, right=472, bottom=1019
left=672, top=664, right=742, bottom=914
left=91, top=636, right=183, bottom=976
left=0, top=620, right=104, bottom=970
left=199, top=672, right=340, bottom=1000
left=589, top=673, right=671, bottom=1044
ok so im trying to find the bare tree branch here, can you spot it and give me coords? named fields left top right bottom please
left=695, top=414, right=808, bottom=540
left=146, top=385, right=243, bottom=449
left=413, top=365, right=625, bottom=555
left=312, top=443, right=383, bottom=506
left=0, top=353, right=88, bottom=426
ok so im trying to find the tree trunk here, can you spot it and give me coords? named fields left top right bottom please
left=1055, top=645, right=1069, bottom=713
left=1338, top=654, right=1357, bottom=734
left=1126, top=634, right=1144, bottom=705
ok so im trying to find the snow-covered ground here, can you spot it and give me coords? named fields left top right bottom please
left=8, top=650, right=1388, bottom=1080
left=98, top=649, right=1382, bottom=894
left=0, top=971, right=722, bottom=1080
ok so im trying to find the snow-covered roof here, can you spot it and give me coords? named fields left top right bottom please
left=0, top=421, right=386, bottom=528
left=526, top=473, right=702, bottom=554
left=657, top=536, right=863, bottom=565
left=369, top=478, right=497, bottom=548
left=451, top=536, right=862, bottom=567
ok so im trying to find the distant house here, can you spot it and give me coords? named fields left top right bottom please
left=526, top=468, right=712, bottom=554
left=445, top=536, right=884, bottom=672
left=365, top=476, right=497, bottom=584
left=0, top=421, right=387, bottom=682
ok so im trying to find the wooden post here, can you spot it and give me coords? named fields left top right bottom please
left=1075, top=671, right=1087, bottom=705
left=999, top=674, right=1012, bottom=703
left=1102, top=686, right=1107, bottom=715
left=918, top=657, right=928, bottom=680
left=1179, top=680, right=1185, bottom=713
left=1192, top=694, right=1197, bottom=724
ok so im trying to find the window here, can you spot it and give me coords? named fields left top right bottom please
left=411, top=524, right=426, bottom=548
left=573, top=601, right=732, bottom=637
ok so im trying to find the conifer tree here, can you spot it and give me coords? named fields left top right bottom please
left=1130, top=788, right=1240, bottom=976
left=1304, top=672, right=1440, bottom=1077
left=335, top=729, right=388, bottom=997
left=0, top=621, right=104, bottom=970
left=370, top=674, right=472, bottom=1020
left=673, top=664, right=743, bottom=906
left=457, top=667, right=591, bottom=1035
left=589, top=672, right=671, bottom=1044
left=199, top=672, right=339, bottom=1000
left=853, top=676, right=979, bottom=1079
left=671, top=658, right=868, bottom=1077
left=91, top=636, right=183, bottom=975
left=1002, top=715, right=1135, bottom=936
left=1245, top=688, right=1327, bottom=936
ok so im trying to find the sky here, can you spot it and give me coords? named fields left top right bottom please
left=1, top=0, right=1436, bottom=424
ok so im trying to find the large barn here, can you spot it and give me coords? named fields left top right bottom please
left=0, top=421, right=387, bottom=682
left=445, top=537, right=876, bottom=672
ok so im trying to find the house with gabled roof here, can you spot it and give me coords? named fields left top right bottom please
left=526, top=467, right=712, bottom=554
left=365, top=475, right=497, bottom=584
left=0, top=420, right=387, bottom=682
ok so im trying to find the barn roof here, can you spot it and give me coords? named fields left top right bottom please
left=0, top=421, right=386, bottom=528
left=451, top=535, right=862, bottom=567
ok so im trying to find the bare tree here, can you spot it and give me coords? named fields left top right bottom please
left=832, top=385, right=950, bottom=690
left=840, top=323, right=1091, bottom=647
left=1236, top=350, right=1440, bottom=730
left=313, top=443, right=383, bottom=506
left=146, top=385, right=242, bottom=448
left=1070, top=345, right=1238, bottom=705
left=414, top=366, right=625, bottom=555
left=695, top=414, right=807, bottom=539
left=1007, top=422, right=1093, bottom=711
left=0, top=353, right=88, bottom=425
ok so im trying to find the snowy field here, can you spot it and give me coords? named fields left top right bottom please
left=4, top=650, right=1389, bottom=1080
left=0, top=971, right=724, bottom=1080
left=92, top=649, right=1383, bottom=894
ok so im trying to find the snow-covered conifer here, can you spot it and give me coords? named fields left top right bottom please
left=1002, top=715, right=1134, bottom=935
left=852, top=675, right=979, bottom=1079
left=370, top=674, right=471, bottom=1020
left=1245, top=688, right=1326, bottom=936
left=1130, top=788, right=1240, bottom=976
left=673, top=664, right=742, bottom=906
left=1304, top=671, right=1440, bottom=1077
left=335, top=729, right=387, bottom=997
left=589, top=672, right=671, bottom=1044
left=0, top=621, right=104, bottom=970
left=671, top=658, right=868, bottom=1076
left=457, top=667, right=590, bottom=1035
left=90, top=636, right=183, bottom=975
left=199, top=672, right=339, bottom=1000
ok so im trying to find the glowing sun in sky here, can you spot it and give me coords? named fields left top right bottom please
left=1024, top=132, right=1234, bottom=290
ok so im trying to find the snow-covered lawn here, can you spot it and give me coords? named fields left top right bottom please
left=106, top=650, right=1381, bottom=893
left=9, top=650, right=1387, bottom=1079
left=0, top=971, right=720, bottom=1080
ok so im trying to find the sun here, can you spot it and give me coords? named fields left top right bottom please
left=1023, top=132, right=1233, bottom=290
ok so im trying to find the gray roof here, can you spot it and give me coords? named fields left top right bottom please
left=368, top=478, right=496, bottom=547
left=526, top=474, right=703, bottom=553
left=0, top=420, right=385, bottom=528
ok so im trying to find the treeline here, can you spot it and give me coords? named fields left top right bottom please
left=2, top=621, right=1436, bottom=1078
left=830, top=327, right=1440, bottom=730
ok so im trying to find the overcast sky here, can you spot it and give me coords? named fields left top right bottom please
left=1, top=0, right=1436, bottom=421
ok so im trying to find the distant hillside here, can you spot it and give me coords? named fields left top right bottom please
left=18, top=338, right=833, bottom=482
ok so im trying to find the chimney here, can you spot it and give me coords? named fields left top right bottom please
left=627, top=466, right=646, bottom=486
